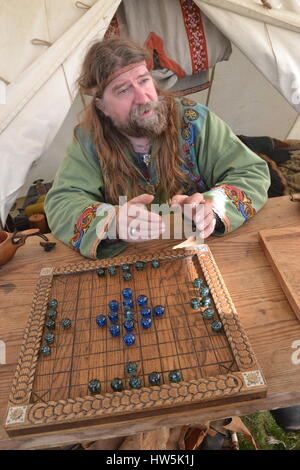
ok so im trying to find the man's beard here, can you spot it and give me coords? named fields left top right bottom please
left=110, top=96, right=168, bottom=139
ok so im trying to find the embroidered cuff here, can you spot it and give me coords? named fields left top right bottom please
left=204, top=184, right=256, bottom=235
left=70, top=203, right=117, bottom=259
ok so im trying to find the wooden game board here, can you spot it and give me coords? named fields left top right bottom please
left=5, top=246, right=267, bottom=437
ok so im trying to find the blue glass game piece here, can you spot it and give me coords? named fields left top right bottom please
left=190, top=298, right=200, bottom=309
left=40, top=344, right=51, bottom=356
left=202, top=308, right=215, bottom=320
left=45, top=319, right=55, bottom=330
left=96, top=268, right=105, bottom=277
left=96, top=314, right=106, bottom=327
left=123, top=333, right=135, bottom=346
left=129, top=375, right=141, bottom=389
left=44, top=332, right=55, bottom=345
left=108, top=266, right=117, bottom=276
left=122, top=288, right=133, bottom=299
left=211, top=320, right=223, bottom=333
left=123, top=272, right=132, bottom=281
left=148, top=371, right=161, bottom=385
left=121, top=264, right=130, bottom=272
left=61, top=318, right=72, bottom=330
left=169, top=370, right=182, bottom=383
left=124, top=310, right=134, bottom=321
left=201, top=297, right=212, bottom=308
left=137, top=294, right=148, bottom=306
left=193, top=278, right=205, bottom=288
left=199, top=286, right=210, bottom=297
left=109, top=324, right=120, bottom=337
left=151, top=260, right=160, bottom=268
left=48, top=299, right=58, bottom=309
left=123, top=299, right=133, bottom=309
left=140, top=307, right=151, bottom=318
left=141, top=317, right=152, bottom=329
left=108, top=311, right=119, bottom=323
left=153, top=305, right=165, bottom=317
left=124, top=320, right=135, bottom=332
left=111, top=378, right=123, bottom=392
left=135, top=261, right=145, bottom=271
left=125, top=361, right=137, bottom=374
left=88, top=379, right=101, bottom=395
left=109, top=300, right=119, bottom=312
left=47, top=309, right=57, bottom=320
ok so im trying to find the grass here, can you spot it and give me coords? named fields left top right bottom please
left=238, top=412, right=300, bottom=450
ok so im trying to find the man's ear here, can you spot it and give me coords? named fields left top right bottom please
left=95, top=97, right=106, bottom=114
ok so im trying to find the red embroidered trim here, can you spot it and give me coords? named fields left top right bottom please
left=90, top=208, right=117, bottom=259
left=213, top=185, right=256, bottom=221
left=179, top=0, right=208, bottom=73
left=70, top=204, right=101, bottom=252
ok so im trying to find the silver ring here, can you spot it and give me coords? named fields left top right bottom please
left=129, top=226, right=136, bottom=238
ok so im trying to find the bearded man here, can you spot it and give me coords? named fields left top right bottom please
left=45, top=38, right=270, bottom=259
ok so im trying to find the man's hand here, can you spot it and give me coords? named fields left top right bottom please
left=169, top=193, right=216, bottom=239
left=117, top=194, right=165, bottom=243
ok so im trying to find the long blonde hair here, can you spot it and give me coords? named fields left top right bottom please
left=76, top=38, right=188, bottom=204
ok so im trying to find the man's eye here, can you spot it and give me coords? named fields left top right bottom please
left=119, top=88, right=129, bottom=95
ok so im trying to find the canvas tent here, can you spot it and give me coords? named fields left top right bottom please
left=0, top=0, right=300, bottom=226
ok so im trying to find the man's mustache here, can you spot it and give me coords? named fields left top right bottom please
left=130, top=101, right=159, bottom=119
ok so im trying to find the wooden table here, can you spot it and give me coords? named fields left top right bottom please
left=1, top=195, right=300, bottom=449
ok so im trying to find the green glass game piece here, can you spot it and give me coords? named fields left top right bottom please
left=44, top=332, right=55, bottom=344
left=40, top=344, right=51, bottom=357
left=88, top=379, right=101, bottom=395
left=129, top=375, right=141, bottom=389
left=45, top=319, right=55, bottom=330
left=125, top=361, right=137, bottom=374
left=148, top=372, right=161, bottom=386
left=169, top=370, right=182, bottom=383
left=211, top=320, right=223, bottom=333
left=61, top=318, right=72, bottom=329
left=111, top=378, right=124, bottom=392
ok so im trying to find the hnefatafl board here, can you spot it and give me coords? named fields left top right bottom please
left=5, top=245, right=267, bottom=437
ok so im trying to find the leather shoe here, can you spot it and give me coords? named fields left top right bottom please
left=270, top=406, right=300, bottom=432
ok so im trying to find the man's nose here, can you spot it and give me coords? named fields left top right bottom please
left=133, top=86, right=149, bottom=105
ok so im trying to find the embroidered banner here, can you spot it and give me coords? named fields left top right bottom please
left=179, top=0, right=208, bottom=73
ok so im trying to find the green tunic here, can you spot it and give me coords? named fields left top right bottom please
left=45, top=98, right=270, bottom=259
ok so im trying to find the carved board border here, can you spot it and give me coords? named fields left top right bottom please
left=5, top=245, right=267, bottom=435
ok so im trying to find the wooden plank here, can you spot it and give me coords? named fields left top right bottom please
left=259, top=225, right=300, bottom=321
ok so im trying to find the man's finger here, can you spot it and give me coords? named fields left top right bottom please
left=194, top=200, right=214, bottom=225
left=127, top=193, right=154, bottom=207
left=127, top=205, right=164, bottom=224
left=196, top=212, right=215, bottom=232
left=182, top=193, right=205, bottom=208
left=201, top=217, right=216, bottom=239
left=169, top=195, right=188, bottom=207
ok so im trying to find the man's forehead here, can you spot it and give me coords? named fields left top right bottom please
left=107, top=64, right=151, bottom=90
